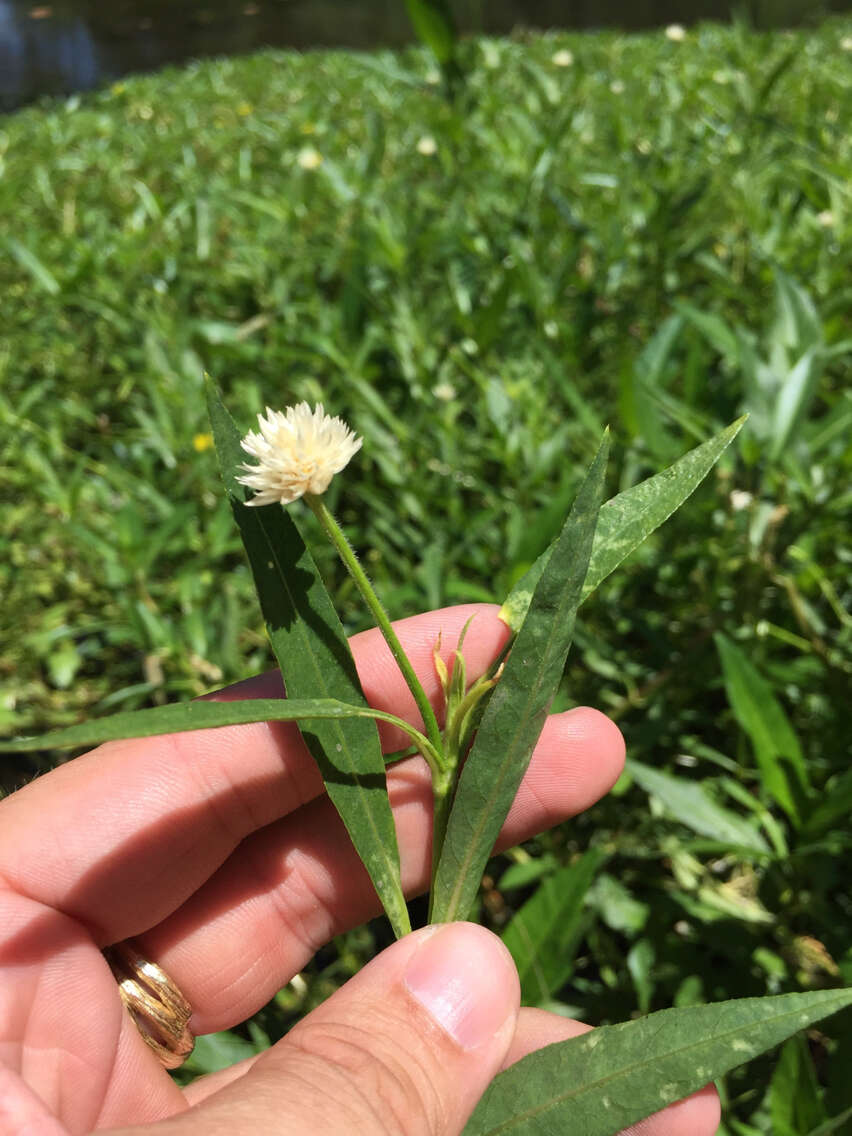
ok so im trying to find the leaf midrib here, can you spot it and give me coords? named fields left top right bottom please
left=255, top=507, right=397, bottom=879
left=476, top=994, right=851, bottom=1136
left=440, top=578, right=578, bottom=921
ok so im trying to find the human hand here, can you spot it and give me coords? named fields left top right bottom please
left=0, top=605, right=719, bottom=1135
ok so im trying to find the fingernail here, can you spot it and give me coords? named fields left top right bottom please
left=404, top=924, right=517, bottom=1050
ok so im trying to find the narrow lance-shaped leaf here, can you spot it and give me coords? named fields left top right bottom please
left=431, top=433, right=609, bottom=924
left=502, top=849, right=606, bottom=1005
left=206, top=379, right=410, bottom=938
left=500, top=417, right=746, bottom=632
left=404, top=0, right=456, bottom=64
left=768, top=1036, right=826, bottom=1136
left=770, top=347, right=822, bottom=460
left=714, top=632, right=809, bottom=827
left=627, top=759, right=769, bottom=854
left=0, top=697, right=427, bottom=754
left=464, top=987, right=852, bottom=1136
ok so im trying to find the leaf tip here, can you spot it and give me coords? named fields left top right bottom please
left=595, top=425, right=612, bottom=463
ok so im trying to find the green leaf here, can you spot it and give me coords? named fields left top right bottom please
left=825, top=1011, right=852, bottom=1134
left=768, top=1036, right=826, bottom=1136
left=627, top=759, right=770, bottom=854
left=404, top=0, right=456, bottom=64
left=756, top=45, right=799, bottom=105
left=620, top=314, right=684, bottom=460
left=431, top=433, right=609, bottom=924
left=589, top=874, right=649, bottom=935
left=804, top=1106, right=852, bottom=1136
left=769, top=347, right=823, bottom=460
left=7, top=238, right=61, bottom=294
left=502, top=849, right=605, bottom=1005
left=206, top=379, right=410, bottom=938
left=714, top=633, right=809, bottom=826
left=772, top=270, right=823, bottom=355
left=497, top=855, right=559, bottom=893
left=0, top=696, right=425, bottom=753
left=500, top=418, right=746, bottom=633
left=675, top=300, right=740, bottom=362
left=464, top=987, right=852, bottom=1136
left=804, top=768, right=852, bottom=838
left=182, top=1028, right=259, bottom=1077
left=627, top=938, right=656, bottom=1015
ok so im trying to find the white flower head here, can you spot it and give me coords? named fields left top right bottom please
left=432, top=380, right=456, bottom=401
left=841, top=36, right=852, bottom=52
left=237, top=403, right=362, bottom=506
left=297, top=146, right=323, bottom=170
left=551, top=49, right=574, bottom=67
left=665, top=24, right=687, bottom=42
left=417, top=135, right=437, bottom=156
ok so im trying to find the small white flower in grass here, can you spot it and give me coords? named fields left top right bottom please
left=237, top=403, right=362, bottom=506
left=610, top=79, right=625, bottom=94
left=841, top=36, right=852, bottom=51
left=297, top=146, right=322, bottom=170
left=551, top=49, right=574, bottom=67
left=417, top=135, right=437, bottom=156
left=665, top=24, right=687, bottom=42
left=432, top=381, right=456, bottom=401
left=729, top=490, right=753, bottom=512
left=817, top=209, right=835, bottom=227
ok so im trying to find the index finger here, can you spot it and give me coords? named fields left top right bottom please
left=0, top=605, right=509, bottom=943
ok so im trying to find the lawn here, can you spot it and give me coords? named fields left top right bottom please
left=1, top=17, right=851, bottom=1132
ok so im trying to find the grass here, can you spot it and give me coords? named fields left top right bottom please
left=1, top=17, right=851, bottom=1133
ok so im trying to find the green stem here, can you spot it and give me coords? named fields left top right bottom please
left=358, top=709, right=444, bottom=777
left=428, top=766, right=455, bottom=923
left=307, top=495, right=445, bottom=764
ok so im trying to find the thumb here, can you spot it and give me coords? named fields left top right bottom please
left=172, top=923, right=519, bottom=1136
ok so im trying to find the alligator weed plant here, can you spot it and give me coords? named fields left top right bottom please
left=3, top=382, right=851, bottom=1136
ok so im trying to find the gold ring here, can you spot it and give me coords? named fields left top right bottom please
left=104, top=942, right=195, bottom=1069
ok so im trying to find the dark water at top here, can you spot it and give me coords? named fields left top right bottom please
left=1, top=0, right=850, bottom=111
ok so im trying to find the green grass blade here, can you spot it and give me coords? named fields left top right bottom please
left=502, top=849, right=605, bottom=1005
left=627, top=759, right=770, bottom=854
left=714, top=632, right=809, bottom=826
left=464, top=988, right=852, bottom=1136
left=674, top=300, right=741, bottom=362
left=0, top=697, right=424, bottom=753
left=431, top=433, right=609, bottom=924
left=7, top=238, right=61, bottom=295
left=769, top=348, right=822, bottom=460
left=500, top=418, right=746, bottom=633
left=205, top=378, right=410, bottom=938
